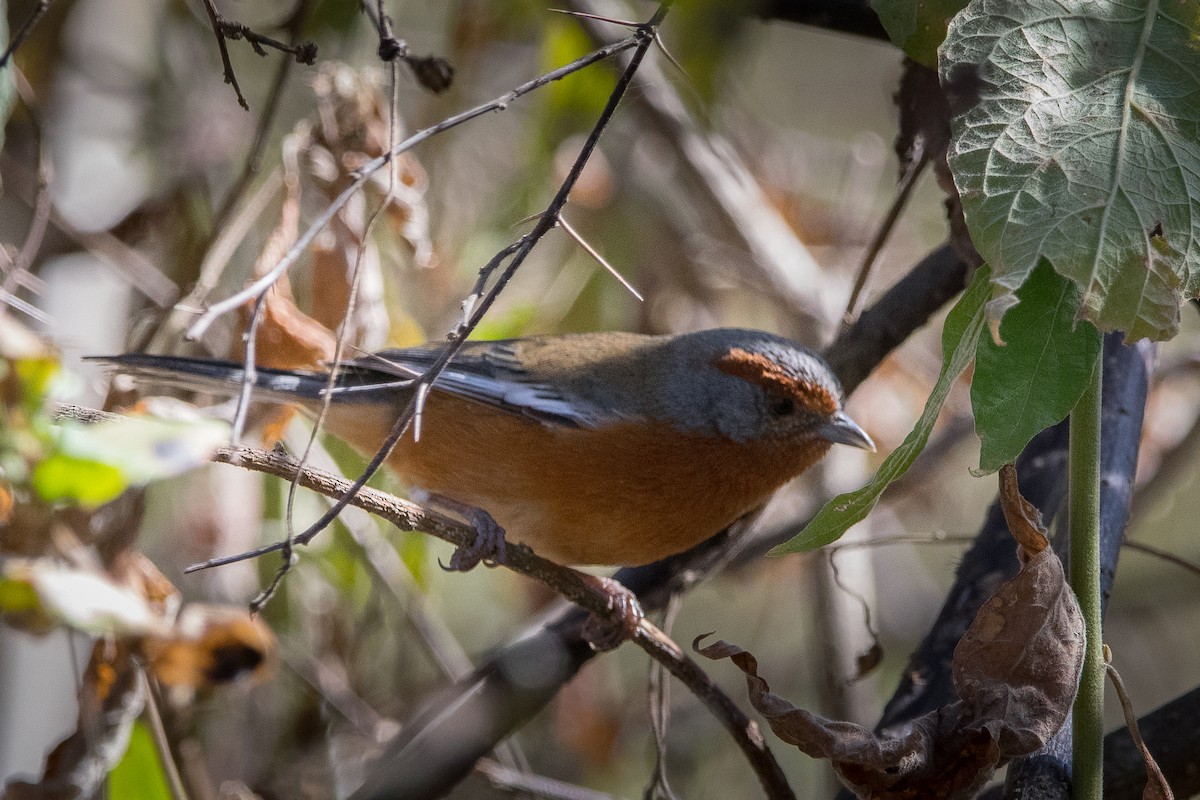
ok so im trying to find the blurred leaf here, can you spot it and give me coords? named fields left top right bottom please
left=51, top=416, right=229, bottom=487
left=942, top=0, right=1200, bottom=341
left=146, top=604, right=275, bottom=689
left=304, top=0, right=361, bottom=36
left=2, top=560, right=170, bottom=636
left=0, top=574, right=40, bottom=613
left=972, top=263, right=1101, bottom=473
left=471, top=303, right=539, bottom=341
left=871, top=0, right=967, bottom=66
left=14, top=356, right=61, bottom=413
left=773, top=265, right=990, bottom=554
left=32, top=452, right=127, bottom=506
left=108, top=721, right=173, bottom=800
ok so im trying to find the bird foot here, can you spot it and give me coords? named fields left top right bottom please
left=580, top=575, right=644, bottom=651
left=425, top=494, right=508, bottom=571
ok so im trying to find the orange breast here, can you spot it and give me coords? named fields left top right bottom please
left=327, top=393, right=831, bottom=565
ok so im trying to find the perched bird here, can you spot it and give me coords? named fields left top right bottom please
left=98, top=328, right=872, bottom=566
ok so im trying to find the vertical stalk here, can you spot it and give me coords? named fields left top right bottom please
left=1070, top=352, right=1104, bottom=800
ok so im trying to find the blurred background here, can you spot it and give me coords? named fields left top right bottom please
left=2, top=1, right=1198, bottom=798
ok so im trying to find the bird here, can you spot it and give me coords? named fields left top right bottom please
left=96, top=328, right=873, bottom=567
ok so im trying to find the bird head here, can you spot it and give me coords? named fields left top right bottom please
left=661, top=329, right=874, bottom=452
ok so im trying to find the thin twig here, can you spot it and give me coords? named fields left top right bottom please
left=0, top=0, right=51, bottom=69
left=477, top=759, right=630, bottom=800
left=198, top=0, right=316, bottom=110
left=1122, top=539, right=1200, bottom=581
left=840, top=144, right=928, bottom=328
left=263, top=59, right=405, bottom=608
left=1103, top=650, right=1174, bottom=800
left=184, top=7, right=668, bottom=571
left=184, top=30, right=644, bottom=342
left=211, top=0, right=314, bottom=232
left=140, top=672, right=191, bottom=800
left=646, top=593, right=683, bottom=800
left=199, top=0, right=248, bottom=110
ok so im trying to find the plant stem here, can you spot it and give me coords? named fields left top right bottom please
left=1070, top=351, right=1104, bottom=800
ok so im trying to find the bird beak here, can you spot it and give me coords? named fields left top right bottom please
left=819, top=411, right=875, bottom=452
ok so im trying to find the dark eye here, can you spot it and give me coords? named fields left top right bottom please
left=769, top=395, right=795, bottom=416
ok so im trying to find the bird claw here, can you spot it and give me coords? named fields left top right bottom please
left=434, top=499, right=507, bottom=572
left=581, top=575, right=644, bottom=651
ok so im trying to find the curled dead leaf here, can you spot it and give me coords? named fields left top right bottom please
left=698, top=466, right=1084, bottom=798
left=998, top=464, right=1049, bottom=556
left=1105, top=652, right=1175, bottom=800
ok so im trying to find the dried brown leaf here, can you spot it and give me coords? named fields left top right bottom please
left=247, top=285, right=336, bottom=370
left=699, top=469, right=1083, bottom=798
left=695, top=637, right=1001, bottom=799
left=1106, top=657, right=1175, bottom=800
left=953, top=546, right=1083, bottom=756
left=998, top=463, right=1049, bottom=555
left=143, top=604, right=275, bottom=690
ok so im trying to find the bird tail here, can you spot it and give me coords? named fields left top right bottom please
left=88, top=353, right=356, bottom=408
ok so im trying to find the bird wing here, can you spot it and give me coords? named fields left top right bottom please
left=338, top=340, right=608, bottom=428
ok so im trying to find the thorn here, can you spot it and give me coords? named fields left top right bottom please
left=558, top=214, right=643, bottom=301
left=653, top=32, right=687, bottom=77
left=412, top=382, right=431, bottom=442
left=547, top=8, right=639, bottom=28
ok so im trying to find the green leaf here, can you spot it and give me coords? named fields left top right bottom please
left=773, top=265, right=991, bottom=554
left=108, top=721, right=174, bottom=800
left=32, top=453, right=128, bottom=506
left=871, top=0, right=968, bottom=67
left=972, top=262, right=1102, bottom=473
left=941, top=0, right=1200, bottom=342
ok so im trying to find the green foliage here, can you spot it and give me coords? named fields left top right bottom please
left=870, top=0, right=967, bottom=67
left=31, top=453, right=127, bottom=506
left=774, top=266, right=991, bottom=554
left=941, top=0, right=1200, bottom=342
left=972, top=263, right=1102, bottom=473
left=108, top=722, right=173, bottom=800
left=1, top=350, right=228, bottom=509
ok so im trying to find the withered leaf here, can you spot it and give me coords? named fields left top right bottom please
left=144, top=604, right=275, bottom=690
left=953, top=545, right=1083, bottom=756
left=1106, top=659, right=1175, bottom=800
left=696, top=637, right=1000, bottom=799
left=998, top=463, right=1049, bottom=555
left=699, top=466, right=1084, bottom=798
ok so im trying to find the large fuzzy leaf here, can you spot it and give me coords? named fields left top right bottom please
left=942, top=0, right=1200, bottom=341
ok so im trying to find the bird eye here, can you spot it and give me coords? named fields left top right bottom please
left=769, top=395, right=795, bottom=416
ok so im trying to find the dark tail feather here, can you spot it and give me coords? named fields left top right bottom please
left=87, top=353, right=392, bottom=407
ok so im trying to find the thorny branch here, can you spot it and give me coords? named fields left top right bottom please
left=198, top=0, right=317, bottom=111
left=210, top=0, right=316, bottom=232
left=186, top=5, right=670, bottom=575
left=361, top=0, right=455, bottom=93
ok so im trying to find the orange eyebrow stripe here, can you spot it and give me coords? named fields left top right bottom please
left=712, top=347, right=838, bottom=415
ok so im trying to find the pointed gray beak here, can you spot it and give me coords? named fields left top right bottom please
left=818, top=410, right=875, bottom=452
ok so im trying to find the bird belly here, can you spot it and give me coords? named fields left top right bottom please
left=327, top=393, right=829, bottom=566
